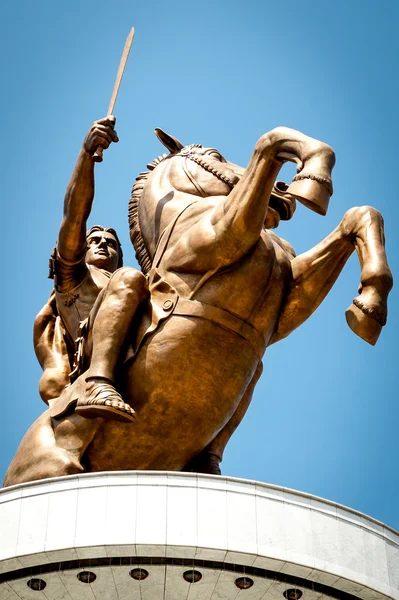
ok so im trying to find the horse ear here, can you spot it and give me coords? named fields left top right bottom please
left=154, top=128, right=184, bottom=154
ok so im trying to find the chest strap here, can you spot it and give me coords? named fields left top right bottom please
left=153, top=201, right=197, bottom=268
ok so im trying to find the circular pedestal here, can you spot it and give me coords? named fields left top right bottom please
left=0, top=472, right=398, bottom=599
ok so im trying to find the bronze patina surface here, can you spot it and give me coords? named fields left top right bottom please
left=4, top=116, right=393, bottom=486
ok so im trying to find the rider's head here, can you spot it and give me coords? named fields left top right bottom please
left=85, top=226, right=123, bottom=272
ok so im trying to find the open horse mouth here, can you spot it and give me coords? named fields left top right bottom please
left=227, top=173, right=295, bottom=223
left=269, top=181, right=296, bottom=221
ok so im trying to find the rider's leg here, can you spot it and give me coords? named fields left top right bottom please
left=76, top=267, right=148, bottom=422
left=184, top=362, right=263, bottom=475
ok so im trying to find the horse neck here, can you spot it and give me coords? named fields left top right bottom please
left=139, top=159, right=199, bottom=260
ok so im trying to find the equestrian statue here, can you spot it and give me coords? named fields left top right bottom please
left=4, top=115, right=393, bottom=486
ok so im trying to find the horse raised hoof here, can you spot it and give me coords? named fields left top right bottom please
left=287, top=176, right=331, bottom=216
left=345, top=300, right=384, bottom=346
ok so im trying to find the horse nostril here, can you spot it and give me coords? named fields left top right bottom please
left=275, top=180, right=289, bottom=192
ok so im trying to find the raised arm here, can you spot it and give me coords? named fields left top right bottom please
left=57, top=116, right=118, bottom=263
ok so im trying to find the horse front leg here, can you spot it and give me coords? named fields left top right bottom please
left=271, top=206, right=392, bottom=346
left=168, top=127, right=336, bottom=272
left=342, top=206, right=393, bottom=345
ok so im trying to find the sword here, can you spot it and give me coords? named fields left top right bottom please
left=93, top=27, right=135, bottom=162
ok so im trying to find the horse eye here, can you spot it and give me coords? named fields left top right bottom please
left=208, top=151, right=221, bottom=160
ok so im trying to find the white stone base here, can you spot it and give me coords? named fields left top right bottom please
left=0, top=472, right=397, bottom=599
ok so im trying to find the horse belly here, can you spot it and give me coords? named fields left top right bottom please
left=87, top=315, right=258, bottom=471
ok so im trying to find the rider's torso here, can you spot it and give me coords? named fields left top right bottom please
left=55, top=265, right=111, bottom=344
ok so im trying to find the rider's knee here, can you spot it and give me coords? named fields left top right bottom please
left=110, top=267, right=148, bottom=302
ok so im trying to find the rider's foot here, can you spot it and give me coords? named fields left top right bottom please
left=75, top=377, right=136, bottom=423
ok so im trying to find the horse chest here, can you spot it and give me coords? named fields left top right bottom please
left=194, top=233, right=290, bottom=319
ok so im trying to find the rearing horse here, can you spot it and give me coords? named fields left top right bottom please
left=4, top=126, right=392, bottom=486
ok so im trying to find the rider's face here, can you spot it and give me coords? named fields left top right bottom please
left=85, top=231, right=119, bottom=272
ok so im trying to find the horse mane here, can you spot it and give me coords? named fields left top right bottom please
left=128, top=153, right=169, bottom=274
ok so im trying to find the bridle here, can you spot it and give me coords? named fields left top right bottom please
left=178, top=146, right=236, bottom=189
left=177, top=147, right=333, bottom=207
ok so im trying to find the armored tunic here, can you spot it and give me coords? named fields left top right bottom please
left=34, top=251, right=113, bottom=403
left=55, top=263, right=111, bottom=346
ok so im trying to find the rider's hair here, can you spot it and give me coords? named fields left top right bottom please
left=86, top=225, right=123, bottom=268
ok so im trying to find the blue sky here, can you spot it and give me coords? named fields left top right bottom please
left=1, top=1, right=398, bottom=529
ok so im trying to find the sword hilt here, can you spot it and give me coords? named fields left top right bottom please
left=93, top=146, right=104, bottom=163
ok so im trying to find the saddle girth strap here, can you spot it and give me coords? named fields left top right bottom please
left=174, top=297, right=265, bottom=360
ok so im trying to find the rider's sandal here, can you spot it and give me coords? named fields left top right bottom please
left=75, top=377, right=136, bottom=423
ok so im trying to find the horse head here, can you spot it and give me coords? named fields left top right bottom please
left=153, top=128, right=244, bottom=197
left=128, top=128, right=297, bottom=274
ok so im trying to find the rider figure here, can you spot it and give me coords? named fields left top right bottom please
left=36, top=116, right=148, bottom=423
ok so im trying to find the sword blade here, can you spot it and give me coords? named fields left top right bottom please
left=107, top=27, right=134, bottom=115
left=93, top=27, right=134, bottom=162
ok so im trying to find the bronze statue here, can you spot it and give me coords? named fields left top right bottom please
left=4, top=117, right=392, bottom=486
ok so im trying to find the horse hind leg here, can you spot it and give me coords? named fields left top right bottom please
left=3, top=412, right=86, bottom=487
left=183, top=362, right=263, bottom=475
left=342, top=206, right=393, bottom=345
